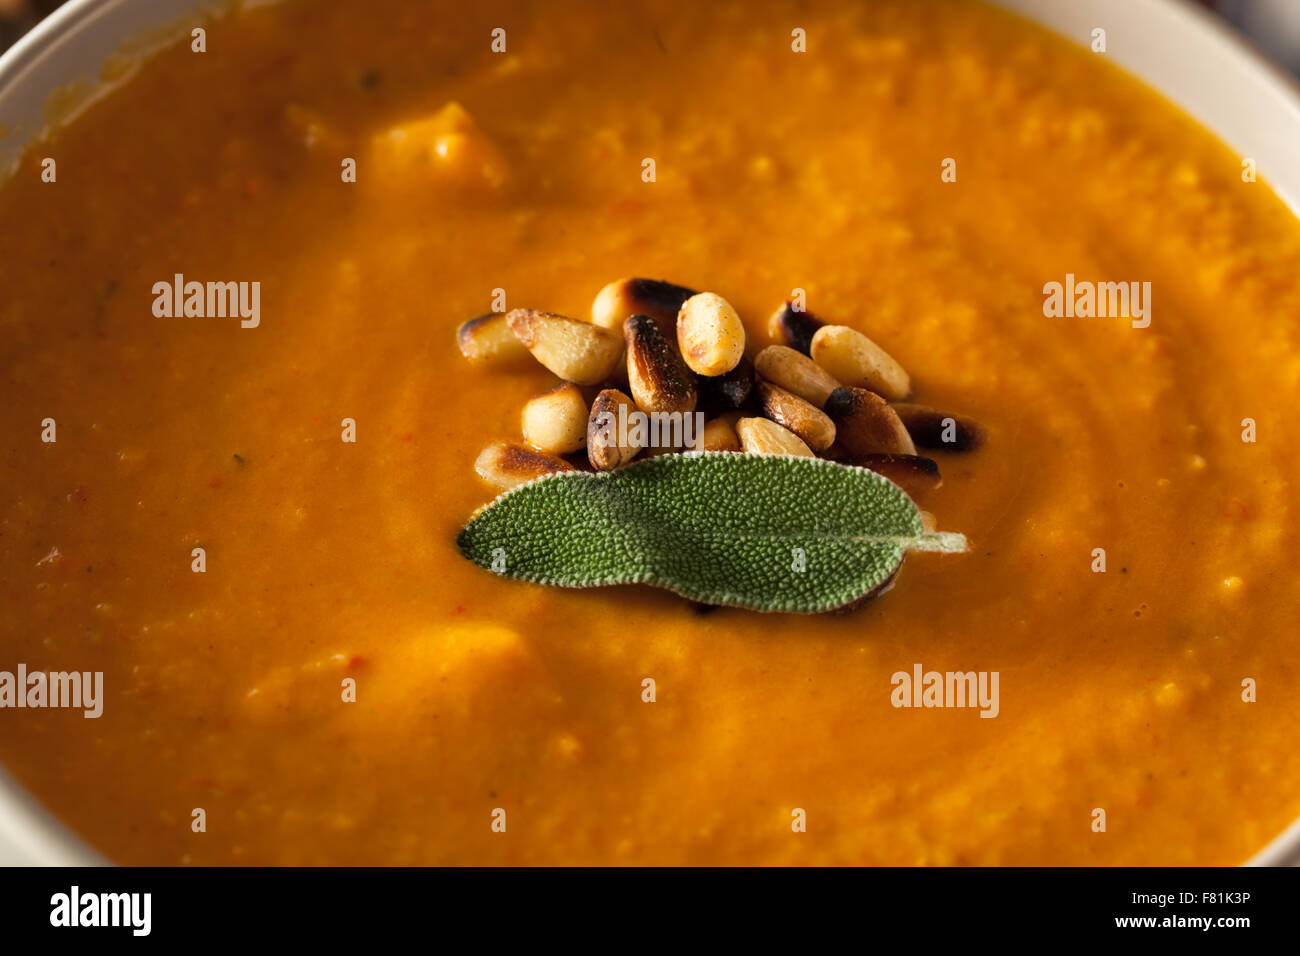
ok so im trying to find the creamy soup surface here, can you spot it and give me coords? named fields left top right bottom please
left=1, top=0, right=1299, bottom=865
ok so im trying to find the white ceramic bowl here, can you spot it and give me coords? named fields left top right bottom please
left=1, top=0, right=1298, bottom=866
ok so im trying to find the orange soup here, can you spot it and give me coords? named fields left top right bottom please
left=1, top=0, right=1299, bottom=864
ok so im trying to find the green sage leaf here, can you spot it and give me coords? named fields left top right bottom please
left=457, top=451, right=967, bottom=614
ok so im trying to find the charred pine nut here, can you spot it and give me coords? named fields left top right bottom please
left=697, top=353, right=754, bottom=412
left=587, top=388, right=642, bottom=471
left=823, top=386, right=917, bottom=457
left=457, top=313, right=530, bottom=364
left=522, top=383, right=588, bottom=454
left=676, top=292, right=746, bottom=376
left=845, top=453, right=942, bottom=498
left=592, top=277, right=697, bottom=340
left=766, top=301, right=824, bottom=356
left=809, top=325, right=911, bottom=401
left=505, top=308, right=623, bottom=385
left=474, top=441, right=575, bottom=490
left=891, top=403, right=986, bottom=452
left=624, top=314, right=698, bottom=413
left=735, top=416, right=815, bottom=457
left=755, top=381, right=836, bottom=452
left=753, top=344, right=841, bottom=407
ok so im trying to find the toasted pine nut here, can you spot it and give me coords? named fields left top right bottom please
left=767, top=301, right=824, bottom=356
left=891, top=403, right=986, bottom=452
left=624, top=314, right=698, bottom=413
left=522, top=383, right=588, bottom=454
left=505, top=309, right=623, bottom=385
left=845, top=453, right=942, bottom=498
left=457, top=313, right=530, bottom=364
left=676, top=292, right=746, bottom=376
left=587, top=388, right=643, bottom=471
left=474, top=441, right=575, bottom=491
left=735, top=417, right=815, bottom=457
left=809, top=325, right=911, bottom=401
left=701, top=417, right=741, bottom=452
left=592, top=278, right=697, bottom=340
left=753, top=345, right=841, bottom=407
left=824, top=386, right=917, bottom=457
left=755, top=381, right=836, bottom=452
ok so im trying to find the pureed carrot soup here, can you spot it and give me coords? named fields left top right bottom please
left=1, top=0, right=1299, bottom=866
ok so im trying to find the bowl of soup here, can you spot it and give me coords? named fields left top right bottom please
left=1, top=0, right=1299, bottom=866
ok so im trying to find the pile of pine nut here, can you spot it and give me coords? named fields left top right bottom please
left=458, top=278, right=984, bottom=498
